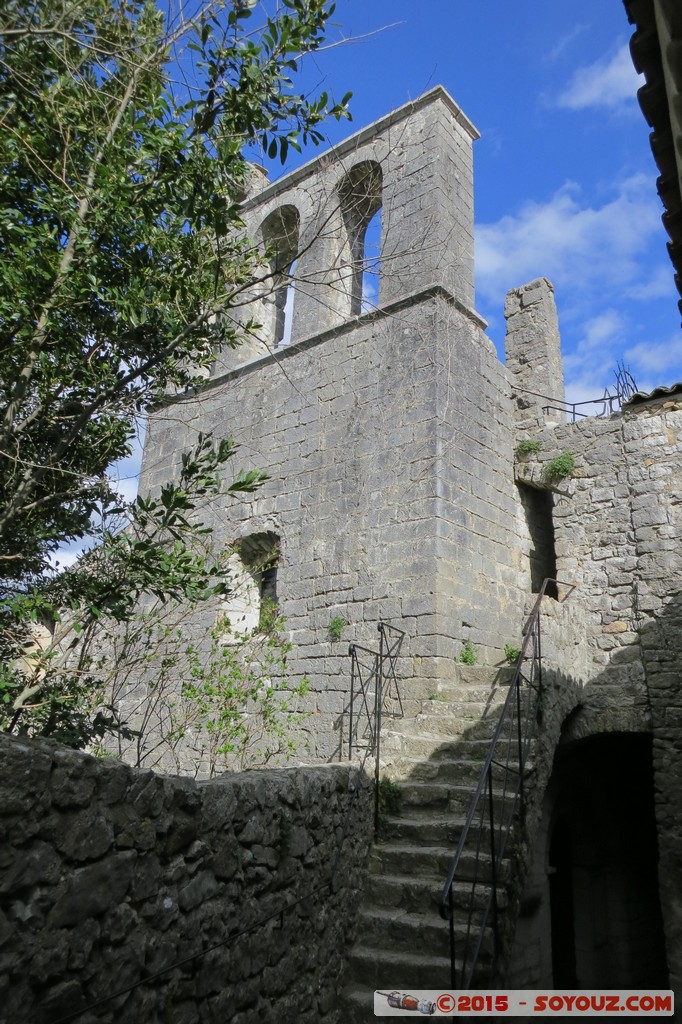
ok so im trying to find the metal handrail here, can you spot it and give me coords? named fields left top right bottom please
left=438, top=579, right=573, bottom=988
left=349, top=621, right=405, bottom=836
left=511, top=385, right=626, bottom=422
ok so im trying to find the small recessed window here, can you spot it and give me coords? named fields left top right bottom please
left=517, top=482, right=558, bottom=599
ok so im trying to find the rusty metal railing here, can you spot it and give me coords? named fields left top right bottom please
left=438, top=579, right=573, bottom=988
left=349, top=621, right=405, bottom=836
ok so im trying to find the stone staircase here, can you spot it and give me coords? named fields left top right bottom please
left=342, top=665, right=522, bottom=1021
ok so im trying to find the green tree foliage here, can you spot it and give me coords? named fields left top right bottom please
left=95, top=592, right=312, bottom=776
left=0, top=0, right=350, bottom=745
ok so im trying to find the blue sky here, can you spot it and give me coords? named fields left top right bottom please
left=255, top=0, right=681, bottom=404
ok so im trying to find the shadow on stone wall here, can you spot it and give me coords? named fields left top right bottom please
left=0, top=740, right=373, bottom=1024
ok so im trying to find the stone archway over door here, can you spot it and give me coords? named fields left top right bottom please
left=547, top=733, right=668, bottom=988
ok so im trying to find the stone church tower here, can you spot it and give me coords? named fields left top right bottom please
left=138, top=87, right=680, bottom=996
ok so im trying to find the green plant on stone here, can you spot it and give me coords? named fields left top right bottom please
left=328, top=616, right=347, bottom=642
left=377, top=776, right=403, bottom=829
left=544, top=453, right=575, bottom=483
left=459, top=640, right=477, bottom=665
left=504, top=644, right=522, bottom=665
left=515, top=438, right=542, bottom=458
left=0, top=0, right=352, bottom=751
left=83, top=550, right=312, bottom=776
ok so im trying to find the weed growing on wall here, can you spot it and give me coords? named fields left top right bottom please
left=460, top=640, right=477, bottom=665
left=504, top=644, right=522, bottom=665
left=328, top=616, right=347, bottom=641
left=544, top=453, right=575, bottom=482
left=378, top=776, right=403, bottom=829
left=515, top=439, right=542, bottom=458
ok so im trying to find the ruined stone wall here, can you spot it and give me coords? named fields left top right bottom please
left=506, top=393, right=682, bottom=989
left=0, top=734, right=372, bottom=1024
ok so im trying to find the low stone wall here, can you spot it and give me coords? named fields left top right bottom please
left=0, top=735, right=372, bottom=1024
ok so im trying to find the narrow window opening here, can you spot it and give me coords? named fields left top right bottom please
left=260, top=206, right=300, bottom=348
left=361, top=207, right=381, bottom=312
left=338, top=161, right=382, bottom=316
left=260, top=564, right=278, bottom=606
left=278, top=258, right=297, bottom=346
left=517, top=481, right=558, bottom=599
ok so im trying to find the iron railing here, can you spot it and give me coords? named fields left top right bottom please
left=438, top=579, right=573, bottom=988
left=349, top=621, right=405, bottom=836
left=516, top=364, right=637, bottom=422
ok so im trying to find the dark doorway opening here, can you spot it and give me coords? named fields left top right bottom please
left=549, top=817, right=578, bottom=987
left=548, top=733, right=668, bottom=988
left=517, top=482, right=558, bottom=599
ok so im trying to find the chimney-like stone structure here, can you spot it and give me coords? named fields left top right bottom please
left=504, top=278, right=566, bottom=430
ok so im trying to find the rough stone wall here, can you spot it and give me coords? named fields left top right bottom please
left=0, top=734, right=372, bottom=1024
left=434, top=302, right=523, bottom=661
left=622, top=399, right=682, bottom=992
left=507, top=394, right=682, bottom=989
left=141, top=287, right=527, bottom=766
left=135, top=86, right=531, bottom=767
left=117, top=84, right=682, bottom=983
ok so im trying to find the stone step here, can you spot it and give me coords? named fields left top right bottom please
left=381, top=681, right=515, bottom=709
left=406, top=668, right=514, bottom=698
left=380, top=705, right=504, bottom=732
left=363, top=870, right=506, bottom=917
left=356, top=905, right=495, bottom=958
left=394, top=776, right=524, bottom=811
left=340, top=984, right=377, bottom=1024
left=381, top=715, right=533, bottom=746
left=387, top=696, right=511, bottom=720
left=348, top=945, right=456, bottom=990
left=369, top=844, right=510, bottom=886
left=381, top=795, right=515, bottom=838
left=342, top=661, right=531, bottom=1020
left=388, top=755, right=529, bottom=788
left=381, top=737, right=508, bottom=767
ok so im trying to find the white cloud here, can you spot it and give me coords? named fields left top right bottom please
left=476, top=175, right=661, bottom=306
left=108, top=421, right=146, bottom=502
left=624, top=335, right=682, bottom=377
left=361, top=272, right=379, bottom=313
left=562, top=310, right=626, bottom=405
left=563, top=326, right=682, bottom=408
left=629, top=265, right=677, bottom=301
left=556, top=43, right=642, bottom=111
left=545, top=24, right=588, bottom=63
left=580, top=309, right=625, bottom=349
left=564, top=377, right=618, bottom=411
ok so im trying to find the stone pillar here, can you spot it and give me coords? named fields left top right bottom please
left=504, top=278, right=566, bottom=431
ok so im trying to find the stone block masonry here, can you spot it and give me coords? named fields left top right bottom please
left=0, top=734, right=372, bottom=1024
left=102, top=84, right=682, bottom=991
left=137, top=88, right=531, bottom=767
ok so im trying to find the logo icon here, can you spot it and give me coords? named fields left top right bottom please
left=436, top=992, right=457, bottom=1013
